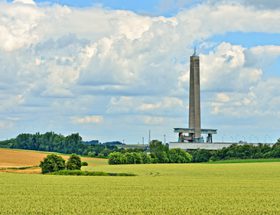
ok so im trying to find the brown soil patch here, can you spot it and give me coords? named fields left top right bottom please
left=0, top=148, right=69, bottom=168
left=0, top=167, right=41, bottom=174
left=0, top=148, right=108, bottom=173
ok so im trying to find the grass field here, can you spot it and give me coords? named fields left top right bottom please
left=1, top=151, right=280, bottom=214
left=211, top=158, right=280, bottom=164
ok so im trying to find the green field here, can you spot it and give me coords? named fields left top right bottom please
left=210, top=158, right=280, bottom=164
left=1, top=162, right=280, bottom=214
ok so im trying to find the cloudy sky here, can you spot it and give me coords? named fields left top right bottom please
left=0, top=0, right=279, bottom=143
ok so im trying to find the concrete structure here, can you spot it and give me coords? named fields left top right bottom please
left=169, top=52, right=274, bottom=150
left=189, top=55, right=201, bottom=141
left=173, top=52, right=217, bottom=144
left=175, top=128, right=217, bottom=143
left=169, top=142, right=274, bottom=150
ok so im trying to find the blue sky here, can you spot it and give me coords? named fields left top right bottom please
left=210, top=32, right=280, bottom=48
left=0, top=0, right=280, bottom=144
left=9, top=0, right=203, bottom=15
left=10, top=0, right=164, bottom=12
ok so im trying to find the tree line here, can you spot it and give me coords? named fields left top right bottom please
left=0, top=132, right=119, bottom=158
left=109, top=139, right=280, bottom=164
left=190, top=140, right=280, bottom=162
left=109, top=140, right=192, bottom=165
left=1, top=132, right=279, bottom=164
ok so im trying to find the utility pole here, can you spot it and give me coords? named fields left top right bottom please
left=148, top=130, right=151, bottom=144
left=164, top=134, right=166, bottom=144
left=142, top=137, right=144, bottom=145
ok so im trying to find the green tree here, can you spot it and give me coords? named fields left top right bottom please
left=124, top=152, right=136, bottom=164
left=140, top=153, right=152, bottom=164
left=153, top=151, right=169, bottom=163
left=169, top=148, right=192, bottom=163
left=132, top=152, right=143, bottom=164
left=149, top=140, right=168, bottom=154
left=39, top=154, right=66, bottom=174
left=191, top=149, right=212, bottom=163
left=81, top=161, right=88, bottom=166
left=66, top=154, right=82, bottom=170
left=149, top=140, right=170, bottom=163
left=108, top=152, right=127, bottom=165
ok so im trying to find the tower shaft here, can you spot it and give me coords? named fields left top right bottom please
left=189, top=55, right=201, bottom=140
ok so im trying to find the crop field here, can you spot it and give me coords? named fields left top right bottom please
left=0, top=148, right=51, bottom=168
left=1, top=160, right=280, bottom=214
left=0, top=148, right=106, bottom=173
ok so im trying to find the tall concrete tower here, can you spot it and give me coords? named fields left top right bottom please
left=189, top=53, right=201, bottom=141
left=173, top=52, right=217, bottom=144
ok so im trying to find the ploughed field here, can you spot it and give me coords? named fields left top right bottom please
left=1, top=149, right=280, bottom=215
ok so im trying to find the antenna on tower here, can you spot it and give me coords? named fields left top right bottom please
left=193, top=46, right=197, bottom=56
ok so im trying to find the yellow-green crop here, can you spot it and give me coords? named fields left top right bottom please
left=1, top=162, right=280, bottom=214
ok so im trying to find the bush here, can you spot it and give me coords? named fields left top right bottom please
left=270, top=147, right=280, bottom=158
left=66, top=154, right=82, bottom=170
left=50, top=170, right=136, bottom=176
left=191, top=149, right=212, bottom=163
left=108, top=152, right=127, bottom=165
left=169, top=148, right=192, bottom=163
left=140, top=153, right=152, bottom=164
left=124, top=152, right=143, bottom=164
left=151, top=151, right=169, bottom=163
left=133, top=152, right=143, bottom=164
left=81, top=161, right=88, bottom=166
left=149, top=140, right=169, bottom=153
left=39, top=154, right=66, bottom=174
left=108, top=152, right=153, bottom=165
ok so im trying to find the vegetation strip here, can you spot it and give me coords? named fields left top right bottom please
left=1, top=132, right=280, bottom=165
left=0, top=166, right=38, bottom=170
left=209, top=158, right=280, bottom=164
left=49, top=170, right=136, bottom=176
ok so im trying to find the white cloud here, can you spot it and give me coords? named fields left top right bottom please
left=0, top=2, right=43, bottom=51
left=216, top=93, right=230, bottom=103
left=107, top=96, right=184, bottom=115
left=229, top=0, right=280, bottom=10
left=142, top=116, right=165, bottom=125
left=210, top=76, right=280, bottom=118
left=158, top=0, right=280, bottom=14
left=72, top=115, right=104, bottom=124
left=138, top=98, right=184, bottom=111
left=0, top=121, right=14, bottom=129
left=245, top=45, right=280, bottom=68
left=0, top=1, right=279, bottom=141
left=0, top=94, right=25, bottom=112
left=188, top=42, right=264, bottom=92
left=13, top=0, right=36, bottom=5
left=195, top=42, right=280, bottom=124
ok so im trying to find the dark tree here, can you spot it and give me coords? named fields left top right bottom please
left=124, top=152, right=137, bottom=164
left=149, top=140, right=168, bottom=154
left=66, top=154, right=82, bottom=170
left=169, top=148, right=192, bottom=163
left=140, top=152, right=152, bottom=164
left=191, top=149, right=212, bottom=163
left=81, top=161, right=88, bottom=166
left=39, top=154, right=66, bottom=174
left=108, top=152, right=127, bottom=165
